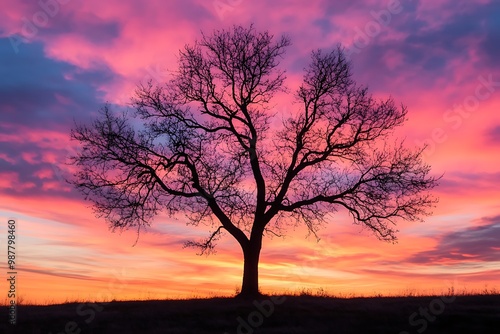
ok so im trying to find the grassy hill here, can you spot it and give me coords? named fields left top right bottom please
left=1, top=294, right=499, bottom=333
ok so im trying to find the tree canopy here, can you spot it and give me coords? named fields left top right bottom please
left=70, top=25, right=438, bottom=298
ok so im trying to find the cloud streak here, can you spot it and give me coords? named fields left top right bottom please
left=408, top=217, right=500, bottom=264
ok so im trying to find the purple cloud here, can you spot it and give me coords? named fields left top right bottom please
left=408, top=216, right=500, bottom=264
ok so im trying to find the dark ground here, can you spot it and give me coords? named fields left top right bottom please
left=1, top=294, right=499, bottom=333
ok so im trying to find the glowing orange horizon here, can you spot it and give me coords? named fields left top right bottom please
left=1, top=0, right=499, bottom=306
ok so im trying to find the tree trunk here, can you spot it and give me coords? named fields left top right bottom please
left=237, top=238, right=263, bottom=299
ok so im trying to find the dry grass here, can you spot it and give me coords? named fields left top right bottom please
left=1, top=291, right=499, bottom=333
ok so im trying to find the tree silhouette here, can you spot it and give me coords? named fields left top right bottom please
left=70, top=25, right=438, bottom=298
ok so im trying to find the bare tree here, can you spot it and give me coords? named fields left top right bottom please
left=70, top=25, right=438, bottom=298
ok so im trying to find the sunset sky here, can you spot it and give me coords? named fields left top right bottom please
left=1, top=0, right=499, bottom=305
